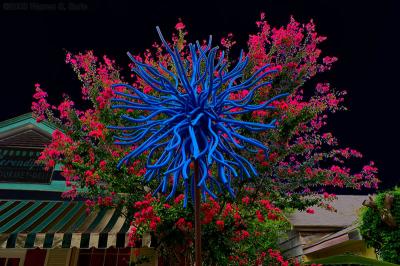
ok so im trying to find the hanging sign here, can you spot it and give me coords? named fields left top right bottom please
left=0, top=147, right=53, bottom=184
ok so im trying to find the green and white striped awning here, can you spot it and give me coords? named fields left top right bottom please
left=0, top=200, right=131, bottom=249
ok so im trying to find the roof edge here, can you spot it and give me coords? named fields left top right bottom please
left=0, top=113, right=58, bottom=135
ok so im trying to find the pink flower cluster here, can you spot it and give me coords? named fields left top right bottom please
left=32, top=83, right=50, bottom=122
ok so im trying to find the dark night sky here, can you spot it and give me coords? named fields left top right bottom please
left=0, top=0, right=399, bottom=189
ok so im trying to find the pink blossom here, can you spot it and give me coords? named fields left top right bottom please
left=306, top=208, right=315, bottom=214
left=316, top=83, right=330, bottom=94
left=175, top=21, right=185, bottom=31
left=57, top=99, right=74, bottom=119
left=216, top=220, right=224, bottom=230
left=242, top=196, right=250, bottom=205
left=322, top=56, right=338, bottom=65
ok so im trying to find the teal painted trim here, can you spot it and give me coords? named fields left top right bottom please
left=0, top=119, right=54, bottom=135
left=0, top=201, right=42, bottom=232
left=49, top=202, right=84, bottom=233
left=32, top=201, right=70, bottom=233
left=0, top=180, right=68, bottom=192
left=10, top=202, right=58, bottom=233
left=0, top=113, right=57, bottom=135
left=0, top=113, right=33, bottom=128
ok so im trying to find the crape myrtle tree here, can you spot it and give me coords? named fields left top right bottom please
left=32, top=13, right=378, bottom=265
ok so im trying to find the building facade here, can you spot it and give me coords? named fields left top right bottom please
left=281, top=195, right=377, bottom=261
left=0, top=113, right=156, bottom=266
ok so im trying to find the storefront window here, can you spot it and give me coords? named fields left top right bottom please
left=78, top=248, right=130, bottom=266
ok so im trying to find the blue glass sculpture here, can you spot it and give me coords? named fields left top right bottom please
left=109, top=27, right=287, bottom=207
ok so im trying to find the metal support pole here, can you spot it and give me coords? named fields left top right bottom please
left=194, top=160, right=201, bottom=266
